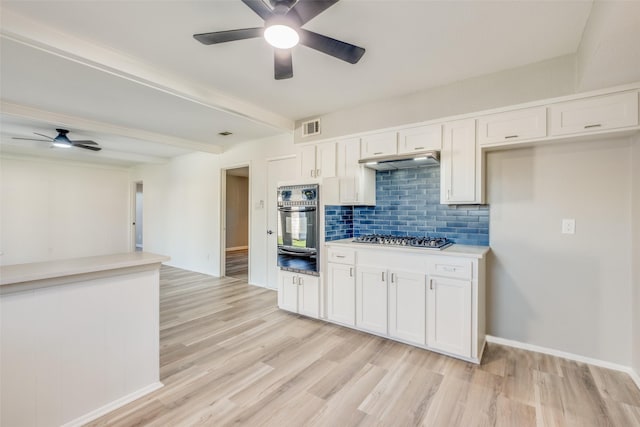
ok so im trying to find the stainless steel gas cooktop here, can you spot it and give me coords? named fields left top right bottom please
left=352, top=234, right=453, bottom=250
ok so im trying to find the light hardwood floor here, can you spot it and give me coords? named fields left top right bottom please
left=87, top=265, right=640, bottom=426
left=225, top=248, right=248, bottom=281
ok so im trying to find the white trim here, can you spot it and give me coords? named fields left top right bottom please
left=486, top=335, right=640, bottom=389
left=61, top=381, right=163, bottom=427
left=226, top=246, right=248, bottom=251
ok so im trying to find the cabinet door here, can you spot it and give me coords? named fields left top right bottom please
left=336, top=138, right=361, bottom=177
left=316, top=142, right=336, bottom=178
left=361, top=131, right=397, bottom=158
left=327, top=263, right=355, bottom=326
left=427, top=276, right=471, bottom=357
left=477, top=107, right=547, bottom=146
left=298, top=274, right=320, bottom=318
left=356, top=266, right=388, bottom=335
left=549, top=91, right=639, bottom=136
left=398, top=124, right=442, bottom=154
left=441, top=119, right=478, bottom=204
left=278, top=271, right=298, bottom=313
left=389, top=270, right=426, bottom=345
left=298, top=145, right=317, bottom=179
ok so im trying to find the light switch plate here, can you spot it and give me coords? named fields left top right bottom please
left=562, top=219, right=576, bottom=234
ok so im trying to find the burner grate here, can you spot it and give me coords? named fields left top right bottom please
left=352, top=234, right=453, bottom=249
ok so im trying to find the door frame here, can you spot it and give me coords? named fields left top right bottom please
left=220, top=162, right=251, bottom=279
left=130, top=180, right=143, bottom=252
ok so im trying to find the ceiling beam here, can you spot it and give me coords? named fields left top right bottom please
left=0, top=8, right=295, bottom=134
left=1, top=101, right=225, bottom=154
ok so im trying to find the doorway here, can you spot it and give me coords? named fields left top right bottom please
left=133, top=182, right=143, bottom=252
left=222, top=166, right=250, bottom=281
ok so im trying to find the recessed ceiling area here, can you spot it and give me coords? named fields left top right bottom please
left=0, top=0, right=596, bottom=165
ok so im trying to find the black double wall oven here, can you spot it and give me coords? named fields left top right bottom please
left=277, top=184, right=319, bottom=276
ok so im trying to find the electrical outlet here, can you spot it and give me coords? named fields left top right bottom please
left=562, top=219, right=576, bottom=234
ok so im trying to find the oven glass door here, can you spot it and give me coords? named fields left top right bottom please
left=277, top=206, right=318, bottom=273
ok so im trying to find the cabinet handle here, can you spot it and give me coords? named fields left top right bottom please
left=381, top=271, right=385, bottom=282
left=292, top=276, right=296, bottom=284
left=316, top=169, right=321, bottom=177
left=349, top=267, right=353, bottom=277
left=443, top=266, right=457, bottom=272
left=335, top=255, right=346, bottom=258
left=391, top=273, right=395, bottom=283
left=299, top=276, right=303, bottom=286
left=447, top=189, right=451, bottom=200
left=430, top=279, right=434, bottom=290
left=310, top=170, right=315, bottom=178
left=584, top=124, right=602, bottom=129
left=414, top=146, right=425, bottom=150
left=504, top=135, right=518, bottom=139
left=373, top=152, right=383, bottom=155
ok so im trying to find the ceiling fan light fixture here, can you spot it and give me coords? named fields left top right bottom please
left=264, top=24, right=299, bottom=49
left=52, top=141, right=72, bottom=148
left=53, top=133, right=72, bottom=148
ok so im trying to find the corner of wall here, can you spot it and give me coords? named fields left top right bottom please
left=632, top=135, right=640, bottom=377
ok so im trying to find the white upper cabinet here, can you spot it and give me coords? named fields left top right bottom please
left=549, top=91, right=639, bottom=136
left=441, top=119, right=480, bottom=204
left=298, top=142, right=336, bottom=179
left=360, top=131, right=398, bottom=158
left=325, top=138, right=375, bottom=205
left=397, top=124, right=442, bottom=154
left=477, top=107, right=547, bottom=146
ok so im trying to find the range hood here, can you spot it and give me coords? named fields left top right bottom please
left=358, top=150, right=440, bottom=171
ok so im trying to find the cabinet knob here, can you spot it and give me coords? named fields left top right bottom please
left=429, top=279, right=434, bottom=290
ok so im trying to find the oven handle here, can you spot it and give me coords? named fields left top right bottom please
left=278, top=206, right=317, bottom=213
left=278, top=247, right=317, bottom=256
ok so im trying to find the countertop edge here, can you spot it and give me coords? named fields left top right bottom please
left=0, top=252, right=171, bottom=286
left=325, top=239, right=490, bottom=258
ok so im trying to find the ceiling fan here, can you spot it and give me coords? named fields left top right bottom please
left=12, top=128, right=102, bottom=151
left=193, top=0, right=366, bottom=80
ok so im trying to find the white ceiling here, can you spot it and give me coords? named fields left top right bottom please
left=0, top=0, right=594, bottom=165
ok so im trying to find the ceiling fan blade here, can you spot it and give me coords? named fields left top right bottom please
left=12, top=137, right=50, bottom=142
left=274, top=49, right=293, bottom=80
left=71, top=140, right=99, bottom=145
left=75, top=144, right=102, bottom=152
left=33, top=132, right=55, bottom=141
left=299, top=29, right=365, bottom=64
left=288, top=0, right=339, bottom=25
left=241, top=0, right=274, bottom=20
left=194, top=27, right=263, bottom=45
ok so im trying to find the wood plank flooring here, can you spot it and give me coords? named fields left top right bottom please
left=225, top=249, right=248, bottom=281
left=87, top=265, right=640, bottom=426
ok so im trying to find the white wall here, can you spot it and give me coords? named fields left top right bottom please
left=633, top=136, right=640, bottom=375
left=295, top=55, right=577, bottom=143
left=130, top=134, right=295, bottom=285
left=135, top=183, right=143, bottom=248
left=486, top=138, right=633, bottom=365
left=0, top=155, right=130, bottom=265
left=577, top=0, right=640, bottom=91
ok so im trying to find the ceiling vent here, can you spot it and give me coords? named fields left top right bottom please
left=301, top=119, right=321, bottom=137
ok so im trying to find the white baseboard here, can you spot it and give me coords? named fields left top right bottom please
left=486, top=335, right=639, bottom=390
left=61, top=381, right=163, bottom=427
left=226, top=246, right=248, bottom=252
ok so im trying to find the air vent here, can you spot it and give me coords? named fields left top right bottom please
left=301, top=119, right=321, bottom=137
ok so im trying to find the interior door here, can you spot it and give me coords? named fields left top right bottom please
left=266, top=156, right=297, bottom=289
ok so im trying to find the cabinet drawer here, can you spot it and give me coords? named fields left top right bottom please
left=327, top=247, right=355, bottom=264
left=477, top=107, right=547, bottom=145
left=549, top=91, right=639, bottom=136
left=431, top=259, right=472, bottom=280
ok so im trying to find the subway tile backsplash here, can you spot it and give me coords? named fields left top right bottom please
left=325, top=166, right=489, bottom=246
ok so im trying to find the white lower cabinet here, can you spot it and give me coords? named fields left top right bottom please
left=389, top=270, right=426, bottom=346
left=321, top=243, right=487, bottom=363
left=278, top=270, right=319, bottom=318
left=327, top=262, right=355, bottom=326
left=427, top=276, right=472, bottom=358
left=356, top=265, right=388, bottom=335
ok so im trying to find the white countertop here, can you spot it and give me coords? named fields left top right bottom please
left=0, top=252, right=170, bottom=286
left=326, top=238, right=490, bottom=258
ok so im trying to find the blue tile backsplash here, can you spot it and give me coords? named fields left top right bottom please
left=325, top=166, right=489, bottom=246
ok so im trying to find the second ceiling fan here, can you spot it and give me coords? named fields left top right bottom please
left=193, top=0, right=366, bottom=80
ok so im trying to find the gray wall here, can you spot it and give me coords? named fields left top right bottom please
left=225, top=175, right=249, bottom=249
left=486, top=138, right=633, bottom=365
left=633, top=136, right=640, bottom=375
